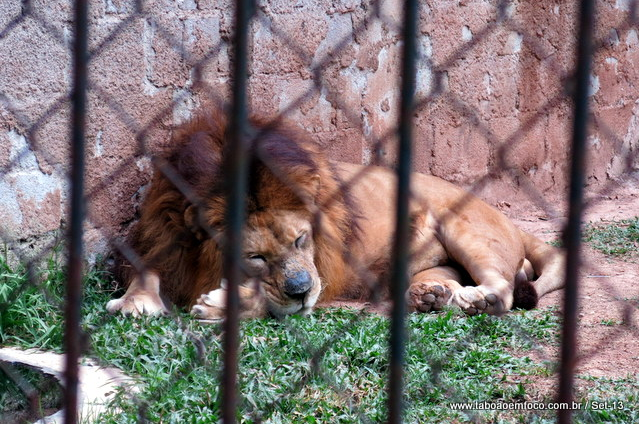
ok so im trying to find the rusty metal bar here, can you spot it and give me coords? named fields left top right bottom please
left=387, top=0, right=418, bottom=422
left=558, top=0, right=596, bottom=423
left=221, top=0, right=253, bottom=422
left=64, top=1, right=88, bottom=423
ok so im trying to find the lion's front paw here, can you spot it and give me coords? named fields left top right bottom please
left=190, top=289, right=227, bottom=321
left=449, top=286, right=502, bottom=315
left=407, top=282, right=453, bottom=313
left=191, top=283, right=267, bottom=321
left=106, top=293, right=168, bottom=317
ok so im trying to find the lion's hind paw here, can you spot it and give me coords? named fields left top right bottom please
left=407, top=282, right=453, bottom=313
left=450, top=286, right=502, bottom=315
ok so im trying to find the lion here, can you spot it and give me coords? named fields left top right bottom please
left=106, top=110, right=564, bottom=320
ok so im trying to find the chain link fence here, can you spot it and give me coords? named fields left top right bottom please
left=1, top=0, right=638, bottom=422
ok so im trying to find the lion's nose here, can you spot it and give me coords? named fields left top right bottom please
left=284, top=270, right=312, bottom=300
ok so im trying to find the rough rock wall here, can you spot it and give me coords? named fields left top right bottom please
left=0, top=0, right=638, bottom=259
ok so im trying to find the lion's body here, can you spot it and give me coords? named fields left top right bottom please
left=107, top=111, right=564, bottom=319
left=335, top=163, right=522, bottom=288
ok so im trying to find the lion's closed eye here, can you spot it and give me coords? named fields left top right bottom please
left=248, top=254, right=267, bottom=264
left=294, top=233, right=308, bottom=249
left=245, top=254, right=268, bottom=276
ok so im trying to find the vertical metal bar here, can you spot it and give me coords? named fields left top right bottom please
left=387, top=0, right=418, bottom=422
left=558, top=1, right=595, bottom=423
left=221, top=0, right=253, bottom=422
left=64, top=1, right=88, bottom=423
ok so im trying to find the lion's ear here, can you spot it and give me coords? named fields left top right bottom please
left=184, top=204, right=206, bottom=240
left=309, top=174, right=321, bottom=204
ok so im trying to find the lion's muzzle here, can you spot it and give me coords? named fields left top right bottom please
left=283, top=270, right=313, bottom=299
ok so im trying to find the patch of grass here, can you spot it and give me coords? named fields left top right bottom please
left=90, top=307, right=559, bottom=423
left=583, top=217, right=639, bottom=258
left=0, top=254, right=66, bottom=351
left=600, top=319, right=619, bottom=326
left=547, top=239, right=563, bottom=248
left=523, top=375, right=639, bottom=424
left=573, top=375, right=639, bottom=423
left=2, top=255, right=635, bottom=423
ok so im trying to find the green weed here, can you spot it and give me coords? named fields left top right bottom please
left=583, top=217, right=639, bottom=258
left=1, top=255, right=636, bottom=423
left=0, top=255, right=66, bottom=350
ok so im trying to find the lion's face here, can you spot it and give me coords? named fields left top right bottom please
left=242, top=209, right=321, bottom=317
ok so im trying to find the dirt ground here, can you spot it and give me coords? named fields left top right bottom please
left=513, top=184, right=639, bottom=380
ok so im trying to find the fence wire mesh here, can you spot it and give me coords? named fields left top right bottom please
left=1, top=0, right=639, bottom=423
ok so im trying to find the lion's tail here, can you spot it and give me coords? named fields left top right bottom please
left=513, top=229, right=565, bottom=309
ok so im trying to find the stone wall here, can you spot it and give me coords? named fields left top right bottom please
left=1, top=0, right=638, bottom=260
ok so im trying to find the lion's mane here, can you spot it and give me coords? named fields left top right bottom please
left=119, top=111, right=359, bottom=307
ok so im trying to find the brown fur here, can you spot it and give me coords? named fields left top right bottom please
left=115, top=111, right=358, bottom=310
left=109, top=109, right=565, bottom=319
